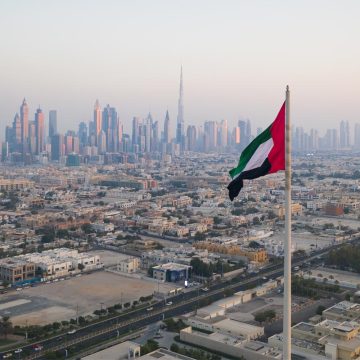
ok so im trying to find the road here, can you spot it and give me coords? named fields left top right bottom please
left=1, top=239, right=357, bottom=360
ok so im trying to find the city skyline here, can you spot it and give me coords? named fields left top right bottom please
left=1, top=0, right=359, bottom=136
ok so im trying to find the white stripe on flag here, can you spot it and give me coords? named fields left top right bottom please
left=243, top=138, right=274, bottom=172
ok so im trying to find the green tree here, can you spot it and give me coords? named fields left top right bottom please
left=316, top=305, right=326, bottom=315
left=78, top=263, right=85, bottom=271
left=0, top=316, right=13, bottom=339
left=141, top=340, right=159, bottom=355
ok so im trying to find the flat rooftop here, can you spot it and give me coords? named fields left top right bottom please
left=82, top=340, right=139, bottom=360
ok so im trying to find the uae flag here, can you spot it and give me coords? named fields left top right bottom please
left=227, top=102, right=285, bottom=201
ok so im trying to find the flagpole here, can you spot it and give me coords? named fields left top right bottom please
left=283, top=85, right=292, bottom=359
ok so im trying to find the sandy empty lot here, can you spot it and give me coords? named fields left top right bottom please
left=1, top=271, right=174, bottom=326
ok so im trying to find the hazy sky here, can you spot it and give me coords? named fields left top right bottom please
left=1, top=0, right=359, bottom=137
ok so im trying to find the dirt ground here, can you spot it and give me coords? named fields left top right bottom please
left=1, top=271, right=174, bottom=326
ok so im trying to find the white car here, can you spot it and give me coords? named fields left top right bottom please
left=165, top=302, right=172, bottom=306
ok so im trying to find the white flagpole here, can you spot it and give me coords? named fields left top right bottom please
left=283, top=85, right=292, bottom=359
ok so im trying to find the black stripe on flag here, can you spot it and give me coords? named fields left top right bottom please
left=227, top=158, right=271, bottom=201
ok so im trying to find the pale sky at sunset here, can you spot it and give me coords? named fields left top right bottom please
left=0, top=0, right=359, bottom=136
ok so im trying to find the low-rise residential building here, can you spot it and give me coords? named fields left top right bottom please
left=92, top=222, right=115, bottom=233
left=0, top=259, right=36, bottom=284
left=5, top=248, right=101, bottom=281
left=117, top=257, right=140, bottom=273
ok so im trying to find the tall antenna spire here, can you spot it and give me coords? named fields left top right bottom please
left=176, top=66, right=184, bottom=150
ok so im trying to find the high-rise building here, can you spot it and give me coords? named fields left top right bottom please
left=340, top=120, right=350, bottom=148
left=94, top=100, right=102, bottom=144
left=65, top=134, right=73, bottom=154
left=238, top=120, right=247, bottom=150
left=152, top=120, right=159, bottom=152
left=204, top=121, right=217, bottom=151
left=49, top=110, right=57, bottom=138
left=145, top=113, right=152, bottom=153
left=164, top=110, right=171, bottom=144
left=309, top=129, right=319, bottom=151
left=246, top=119, right=252, bottom=143
left=20, top=98, right=29, bottom=153
left=234, top=127, right=241, bottom=146
left=132, top=117, right=140, bottom=149
left=35, top=107, right=45, bottom=155
left=98, top=130, right=107, bottom=154
left=219, top=119, right=228, bottom=148
left=28, top=121, right=37, bottom=155
left=10, top=113, right=22, bottom=153
left=176, top=66, right=185, bottom=150
left=354, top=123, right=360, bottom=149
left=51, top=134, right=64, bottom=161
left=102, top=105, right=119, bottom=152
left=187, top=125, right=197, bottom=151
left=78, top=122, right=88, bottom=147
left=1, top=142, right=8, bottom=162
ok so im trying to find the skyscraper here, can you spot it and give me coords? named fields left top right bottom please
left=28, top=121, right=37, bottom=155
left=246, top=119, right=252, bottom=143
left=102, top=105, right=119, bottom=152
left=12, top=113, right=22, bottom=152
left=152, top=120, right=159, bottom=152
left=35, top=107, right=45, bottom=155
left=20, top=98, right=29, bottom=153
left=49, top=110, right=57, bottom=138
left=78, top=122, right=88, bottom=147
left=354, top=123, right=360, bottom=149
left=186, top=125, right=197, bottom=151
left=51, top=134, right=64, bottom=161
left=144, top=113, right=153, bottom=153
left=238, top=120, right=247, bottom=150
left=204, top=121, right=217, bottom=150
left=164, top=110, right=171, bottom=144
left=340, top=120, right=350, bottom=148
left=94, top=100, right=102, bottom=144
left=176, top=66, right=185, bottom=150
left=219, top=119, right=228, bottom=148
left=132, top=117, right=140, bottom=152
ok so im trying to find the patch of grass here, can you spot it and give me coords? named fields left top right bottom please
left=0, top=338, right=17, bottom=347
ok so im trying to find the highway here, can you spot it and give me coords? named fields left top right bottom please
left=0, top=240, right=353, bottom=360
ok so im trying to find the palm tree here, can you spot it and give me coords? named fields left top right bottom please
left=0, top=316, right=13, bottom=339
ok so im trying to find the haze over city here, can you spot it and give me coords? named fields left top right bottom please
left=1, top=0, right=360, bottom=136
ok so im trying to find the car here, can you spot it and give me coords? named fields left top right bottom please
left=201, top=287, right=209, bottom=292
left=14, top=349, right=22, bottom=354
left=67, top=329, right=77, bottom=335
left=146, top=307, right=154, bottom=311
left=32, top=344, right=43, bottom=351
left=165, top=302, right=172, bottom=306
left=2, top=353, right=12, bottom=359
left=16, top=288, right=23, bottom=291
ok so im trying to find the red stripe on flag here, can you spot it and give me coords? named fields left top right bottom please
left=268, top=101, right=285, bottom=173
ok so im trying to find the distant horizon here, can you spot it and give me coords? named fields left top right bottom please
left=1, top=0, right=359, bottom=137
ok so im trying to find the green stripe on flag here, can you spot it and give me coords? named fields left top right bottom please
left=229, top=126, right=272, bottom=179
